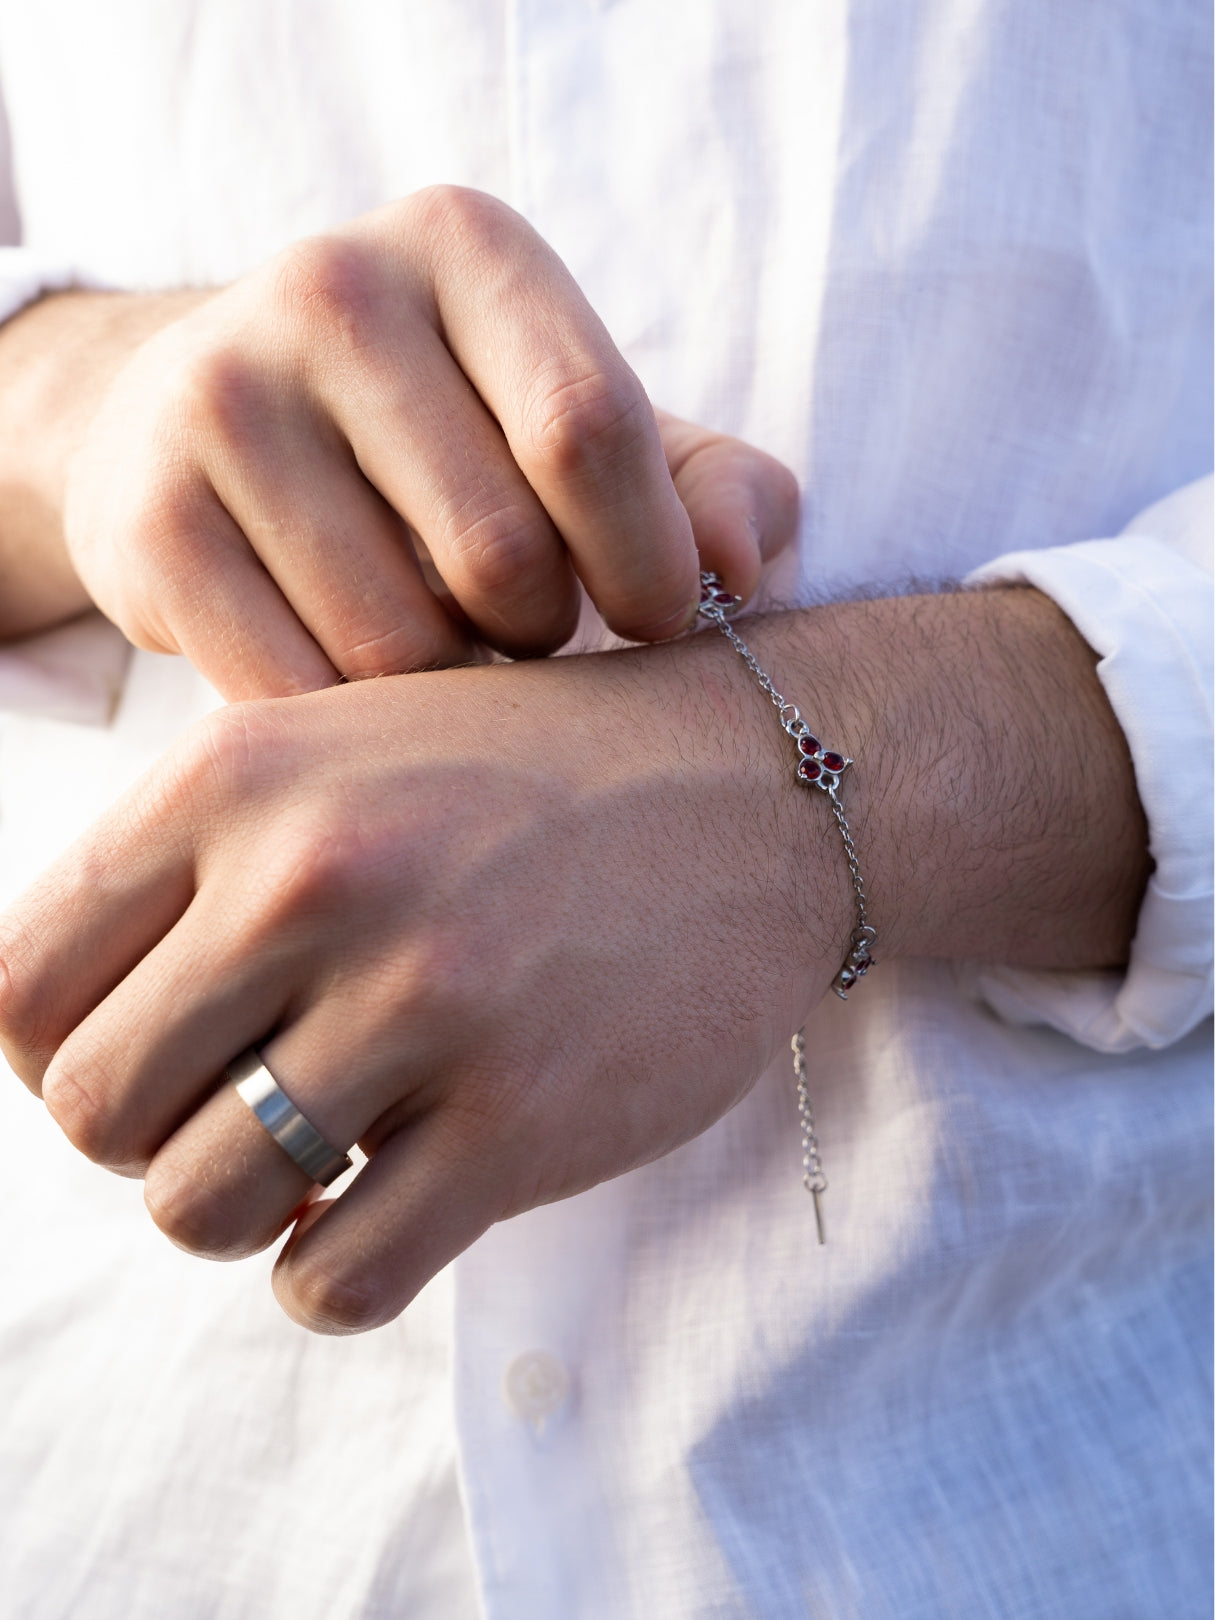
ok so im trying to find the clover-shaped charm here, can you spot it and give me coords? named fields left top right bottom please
left=697, top=571, right=741, bottom=617
left=794, top=731, right=850, bottom=794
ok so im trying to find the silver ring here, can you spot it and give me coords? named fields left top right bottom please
left=229, top=1048, right=353, bottom=1187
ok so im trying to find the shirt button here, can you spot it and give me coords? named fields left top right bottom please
left=503, top=1349, right=570, bottom=1432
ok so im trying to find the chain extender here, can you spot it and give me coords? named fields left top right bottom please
left=696, top=572, right=878, bottom=1243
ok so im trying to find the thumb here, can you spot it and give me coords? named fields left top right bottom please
left=655, top=410, right=800, bottom=606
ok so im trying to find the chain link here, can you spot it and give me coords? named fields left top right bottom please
left=827, top=792, right=869, bottom=935
left=697, top=572, right=879, bottom=1242
left=714, top=618, right=791, bottom=715
left=791, top=1029, right=827, bottom=1245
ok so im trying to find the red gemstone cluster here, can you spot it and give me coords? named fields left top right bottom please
left=698, top=574, right=740, bottom=614
left=795, top=732, right=849, bottom=791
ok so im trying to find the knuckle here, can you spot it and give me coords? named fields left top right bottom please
left=273, top=821, right=358, bottom=905
left=0, top=932, right=55, bottom=1083
left=111, top=500, right=213, bottom=637
left=396, top=920, right=500, bottom=1022
left=331, top=629, right=417, bottom=682
left=442, top=502, right=549, bottom=600
left=339, top=644, right=446, bottom=683
left=71, top=473, right=210, bottom=660
left=269, top=235, right=377, bottom=349
left=244, top=819, right=370, bottom=937
left=175, top=703, right=272, bottom=804
left=42, top=1057, right=145, bottom=1173
left=522, top=369, right=651, bottom=484
left=328, top=618, right=461, bottom=683
left=0, top=947, right=16, bottom=1043
left=175, top=344, right=262, bottom=440
left=404, top=183, right=511, bottom=256
left=143, top=1161, right=246, bottom=1258
left=116, top=492, right=182, bottom=579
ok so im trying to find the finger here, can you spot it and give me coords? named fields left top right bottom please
left=39, top=887, right=305, bottom=1179
left=205, top=400, right=478, bottom=679
left=144, top=1079, right=320, bottom=1260
left=401, top=189, right=700, bottom=642
left=656, top=412, right=801, bottom=603
left=138, top=966, right=439, bottom=1259
left=123, top=487, right=340, bottom=702
left=271, top=1109, right=503, bottom=1334
left=264, top=234, right=583, bottom=658
left=324, top=320, right=584, bottom=659
left=0, top=785, right=195, bottom=1091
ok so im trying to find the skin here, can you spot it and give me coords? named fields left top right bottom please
left=0, top=186, right=796, bottom=689
left=0, top=191, right=1151, bottom=1336
left=0, top=590, right=1148, bottom=1334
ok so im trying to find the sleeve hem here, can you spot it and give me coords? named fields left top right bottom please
left=963, top=488, right=1213, bottom=1053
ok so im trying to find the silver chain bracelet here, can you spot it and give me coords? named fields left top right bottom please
left=696, top=572, right=877, bottom=1243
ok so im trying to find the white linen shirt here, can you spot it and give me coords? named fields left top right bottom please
left=0, top=3, right=1210, bottom=1618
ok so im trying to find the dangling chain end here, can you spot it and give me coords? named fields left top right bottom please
left=701, top=573, right=881, bottom=1247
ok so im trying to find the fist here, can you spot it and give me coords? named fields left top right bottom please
left=65, top=187, right=798, bottom=699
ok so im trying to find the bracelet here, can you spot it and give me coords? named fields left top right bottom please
left=696, top=572, right=877, bottom=1242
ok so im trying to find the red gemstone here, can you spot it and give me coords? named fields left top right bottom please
left=797, top=759, right=821, bottom=781
left=712, top=590, right=736, bottom=607
left=797, top=734, right=821, bottom=756
left=822, top=751, right=845, bottom=772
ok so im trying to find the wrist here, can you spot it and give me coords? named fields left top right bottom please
left=598, top=619, right=864, bottom=996
left=726, top=587, right=1148, bottom=973
left=681, top=597, right=894, bottom=976
left=0, top=288, right=210, bottom=637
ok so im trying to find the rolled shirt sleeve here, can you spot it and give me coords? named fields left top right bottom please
left=0, top=215, right=126, bottom=728
left=0, top=614, right=131, bottom=726
left=0, top=74, right=126, bottom=726
left=0, top=76, right=77, bottom=321
left=963, top=475, right=1213, bottom=1054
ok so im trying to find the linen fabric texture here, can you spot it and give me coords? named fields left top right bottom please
left=0, top=2, right=1210, bottom=1617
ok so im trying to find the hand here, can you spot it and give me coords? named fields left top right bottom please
left=0, top=635, right=851, bottom=1332
left=44, top=187, right=797, bottom=695
left=0, top=588, right=1147, bottom=1334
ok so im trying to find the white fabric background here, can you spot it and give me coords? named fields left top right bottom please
left=0, top=2, right=1209, bottom=1617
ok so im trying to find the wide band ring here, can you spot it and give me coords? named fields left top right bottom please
left=229, top=1048, right=353, bottom=1188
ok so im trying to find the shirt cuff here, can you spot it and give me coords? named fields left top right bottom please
left=961, top=476, right=1213, bottom=1054
left=0, top=613, right=131, bottom=726
left=0, top=250, right=131, bottom=724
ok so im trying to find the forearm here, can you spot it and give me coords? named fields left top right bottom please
left=0, top=571, right=1154, bottom=1328
left=693, top=585, right=1150, bottom=975
left=0, top=288, right=205, bottom=638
